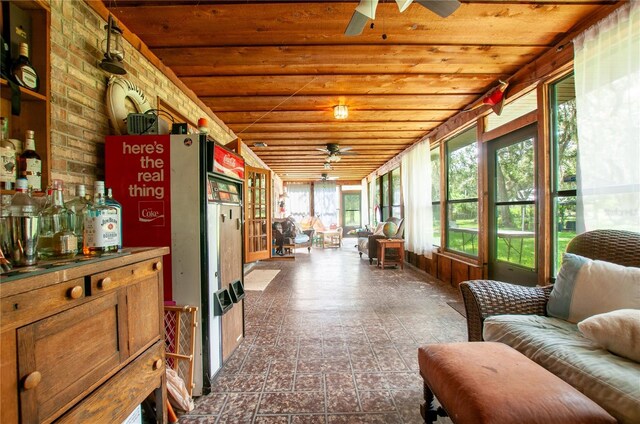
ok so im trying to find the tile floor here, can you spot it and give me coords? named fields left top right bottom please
left=180, top=244, right=465, bottom=423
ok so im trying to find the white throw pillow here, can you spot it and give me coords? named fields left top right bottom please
left=547, top=253, right=640, bottom=323
left=578, top=309, right=640, bottom=362
left=373, top=222, right=386, bottom=236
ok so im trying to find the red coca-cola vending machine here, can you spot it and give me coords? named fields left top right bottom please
left=106, top=134, right=245, bottom=395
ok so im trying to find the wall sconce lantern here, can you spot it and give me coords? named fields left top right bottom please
left=99, top=15, right=127, bottom=75
left=333, top=105, right=348, bottom=120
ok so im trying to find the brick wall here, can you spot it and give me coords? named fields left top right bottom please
left=49, top=0, right=238, bottom=196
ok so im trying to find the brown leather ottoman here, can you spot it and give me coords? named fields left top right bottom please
left=418, top=342, right=616, bottom=424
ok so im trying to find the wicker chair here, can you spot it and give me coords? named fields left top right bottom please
left=460, top=229, right=640, bottom=341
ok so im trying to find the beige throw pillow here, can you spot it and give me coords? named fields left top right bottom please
left=578, top=309, right=640, bottom=362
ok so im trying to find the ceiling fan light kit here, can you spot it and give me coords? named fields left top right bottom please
left=333, top=105, right=349, bottom=120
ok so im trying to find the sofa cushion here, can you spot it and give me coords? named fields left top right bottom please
left=547, top=253, right=640, bottom=323
left=578, top=309, right=640, bottom=362
left=373, top=222, right=386, bottom=235
left=483, top=314, right=640, bottom=424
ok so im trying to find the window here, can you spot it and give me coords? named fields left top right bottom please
left=550, top=74, right=578, bottom=274
left=342, top=192, right=361, bottom=227
left=391, top=167, right=402, bottom=218
left=285, top=183, right=311, bottom=222
left=314, top=182, right=338, bottom=226
left=485, top=90, right=537, bottom=132
left=431, top=147, right=441, bottom=246
left=376, top=168, right=403, bottom=222
left=446, top=128, right=478, bottom=256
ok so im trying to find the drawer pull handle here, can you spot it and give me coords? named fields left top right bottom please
left=153, top=359, right=163, bottom=370
left=99, top=277, right=112, bottom=289
left=153, top=261, right=162, bottom=272
left=23, top=371, right=41, bottom=390
left=68, top=286, right=83, bottom=299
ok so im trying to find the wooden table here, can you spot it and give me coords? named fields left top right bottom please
left=377, top=239, right=404, bottom=269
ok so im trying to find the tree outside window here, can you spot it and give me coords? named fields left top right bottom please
left=446, top=128, right=479, bottom=256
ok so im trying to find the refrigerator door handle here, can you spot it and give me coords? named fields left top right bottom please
left=236, top=218, right=241, bottom=230
left=221, top=213, right=226, bottom=222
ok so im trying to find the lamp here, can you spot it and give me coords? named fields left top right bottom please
left=333, top=105, right=348, bottom=120
left=99, top=15, right=127, bottom=75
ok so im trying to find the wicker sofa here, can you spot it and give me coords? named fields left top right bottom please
left=460, top=229, right=640, bottom=423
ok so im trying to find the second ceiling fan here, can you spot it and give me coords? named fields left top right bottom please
left=316, top=143, right=357, bottom=163
left=345, top=0, right=461, bottom=36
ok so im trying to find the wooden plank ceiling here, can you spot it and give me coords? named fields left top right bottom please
left=106, top=0, right=609, bottom=182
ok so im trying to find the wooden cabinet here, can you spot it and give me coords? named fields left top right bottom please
left=0, top=247, right=169, bottom=424
left=0, top=0, right=51, bottom=191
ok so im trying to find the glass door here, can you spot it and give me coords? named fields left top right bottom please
left=342, top=191, right=361, bottom=235
left=244, top=166, right=271, bottom=262
left=488, top=124, right=538, bottom=285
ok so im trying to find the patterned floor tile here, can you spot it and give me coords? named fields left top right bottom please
left=179, top=246, right=465, bottom=423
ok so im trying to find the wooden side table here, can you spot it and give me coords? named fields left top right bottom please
left=377, top=239, right=405, bottom=269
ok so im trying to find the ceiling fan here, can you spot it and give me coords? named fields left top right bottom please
left=315, top=143, right=357, bottom=163
left=345, top=0, right=461, bottom=36
left=319, top=173, right=339, bottom=181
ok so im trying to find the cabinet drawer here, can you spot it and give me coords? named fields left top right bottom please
left=17, top=291, right=127, bottom=424
left=56, top=341, right=165, bottom=424
left=89, top=258, right=163, bottom=294
left=1, top=278, right=85, bottom=331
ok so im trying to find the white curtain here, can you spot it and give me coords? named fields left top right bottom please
left=369, top=177, right=377, bottom=224
left=286, top=183, right=311, bottom=222
left=361, top=178, right=369, bottom=228
left=314, top=182, right=338, bottom=226
left=401, top=140, right=433, bottom=258
left=574, top=2, right=640, bottom=232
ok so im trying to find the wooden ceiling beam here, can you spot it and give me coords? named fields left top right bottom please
left=108, top=3, right=603, bottom=47
left=215, top=110, right=454, bottom=123
left=202, top=94, right=478, bottom=111
left=182, top=74, right=506, bottom=96
left=230, top=122, right=437, bottom=132
left=238, top=131, right=424, bottom=140
left=158, top=45, right=545, bottom=76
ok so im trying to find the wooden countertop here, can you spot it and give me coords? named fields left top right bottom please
left=0, top=247, right=170, bottom=297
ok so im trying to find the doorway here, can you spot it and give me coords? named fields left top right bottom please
left=487, top=124, right=538, bottom=285
left=342, top=191, right=361, bottom=235
left=244, top=166, right=272, bottom=262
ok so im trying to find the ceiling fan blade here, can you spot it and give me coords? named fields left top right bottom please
left=340, top=151, right=358, bottom=156
left=338, top=146, right=353, bottom=152
left=345, top=11, right=369, bottom=36
left=315, top=147, right=330, bottom=152
left=416, top=0, right=461, bottom=18
left=345, top=0, right=379, bottom=36
left=395, top=0, right=414, bottom=13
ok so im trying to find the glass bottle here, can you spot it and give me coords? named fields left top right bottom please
left=18, top=130, right=41, bottom=191
left=0, top=117, right=17, bottom=190
left=83, top=181, right=119, bottom=255
left=105, top=187, right=123, bottom=250
left=8, top=178, right=40, bottom=266
left=37, top=180, right=77, bottom=259
left=65, top=184, right=91, bottom=252
left=11, top=42, right=39, bottom=91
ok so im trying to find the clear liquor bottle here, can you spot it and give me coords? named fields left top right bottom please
left=83, top=181, right=119, bottom=255
left=18, top=130, right=41, bottom=191
left=11, top=42, right=39, bottom=91
left=65, top=184, right=91, bottom=252
left=37, top=180, right=77, bottom=259
left=105, top=187, right=123, bottom=250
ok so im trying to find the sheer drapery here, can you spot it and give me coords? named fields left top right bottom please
left=286, top=183, right=311, bottom=222
left=574, top=2, right=640, bottom=232
left=314, top=182, right=338, bottom=226
left=401, top=140, right=433, bottom=258
left=369, top=177, right=378, bottom=224
left=361, top=178, right=369, bottom=228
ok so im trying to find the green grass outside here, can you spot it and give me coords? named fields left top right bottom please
left=445, top=222, right=577, bottom=271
